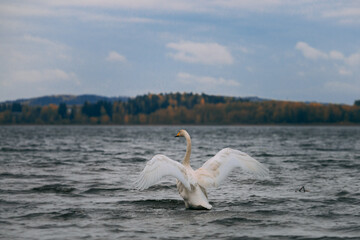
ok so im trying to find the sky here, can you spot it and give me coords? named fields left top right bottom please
left=0, top=0, right=360, bottom=104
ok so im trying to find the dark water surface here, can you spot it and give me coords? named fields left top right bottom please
left=1, top=126, right=360, bottom=239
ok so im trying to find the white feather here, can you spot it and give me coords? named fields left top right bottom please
left=134, top=154, right=191, bottom=190
left=195, top=148, right=269, bottom=188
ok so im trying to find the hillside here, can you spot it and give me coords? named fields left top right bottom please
left=2, top=94, right=129, bottom=106
left=0, top=92, right=359, bottom=124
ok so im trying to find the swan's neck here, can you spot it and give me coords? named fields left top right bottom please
left=183, top=132, right=191, bottom=166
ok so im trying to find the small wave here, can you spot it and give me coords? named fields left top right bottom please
left=0, top=147, right=38, bottom=152
left=83, top=148, right=105, bottom=153
left=336, top=196, right=360, bottom=205
left=336, top=190, right=350, bottom=197
left=299, top=143, right=314, bottom=147
left=252, top=209, right=288, bottom=216
left=0, top=199, right=22, bottom=205
left=119, top=199, right=183, bottom=205
left=321, top=196, right=360, bottom=206
left=32, top=160, right=72, bottom=168
left=98, top=167, right=114, bottom=172
left=210, top=217, right=262, bottom=226
left=118, top=199, right=184, bottom=209
left=215, top=200, right=253, bottom=208
left=0, top=220, right=12, bottom=226
left=146, top=184, right=174, bottom=191
left=256, top=152, right=286, bottom=157
left=338, top=163, right=360, bottom=169
left=14, top=212, right=53, bottom=219
left=258, top=179, right=278, bottom=186
left=353, top=192, right=360, bottom=197
left=0, top=188, right=32, bottom=194
left=331, top=225, right=360, bottom=235
left=0, top=172, right=56, bottom=179
left=117, top=157, right=148, bottom=163
left=15, top=209, right=88, bottom=220
left=313, top=210, right=356, bottom=220
left=32, top=184, right=76, bottom=194
left=315, top=147, right=353, bottom=152
left=0, top=147, right=80, bottom=153
left=83, top=187, right=127, bottom=194
left=256, top=197, right=288, bottom=205
left=112, top=139, right=130, bottom=143
left=52, top=209, right=88, bottom=220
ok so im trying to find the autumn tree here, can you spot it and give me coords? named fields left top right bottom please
left=58, top=103, right=67, bottom=119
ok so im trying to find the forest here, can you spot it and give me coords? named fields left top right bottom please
left=0, top=93, right=360, bottom=125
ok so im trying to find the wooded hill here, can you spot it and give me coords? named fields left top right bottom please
left=1, top=93, right=360, bottom=124
left=2, top=94, right=128, bottom=106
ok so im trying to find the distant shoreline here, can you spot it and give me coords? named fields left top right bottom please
left=1, top=93, right=360, bottom=125
left=1, top=123, right=359, bottom=127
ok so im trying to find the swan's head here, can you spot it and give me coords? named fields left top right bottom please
left=175, top=129, right=188, bottom=138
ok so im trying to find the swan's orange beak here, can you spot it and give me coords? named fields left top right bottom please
left=175, top=131, right=181, bottom=137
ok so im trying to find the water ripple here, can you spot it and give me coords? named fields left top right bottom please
left=1, top=126, right=360, bottom=239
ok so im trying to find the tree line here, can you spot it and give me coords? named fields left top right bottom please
left=0, top=93, right=359, bottom=124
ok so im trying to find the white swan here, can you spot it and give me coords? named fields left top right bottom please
left=135, top=129, right=268, bottom=210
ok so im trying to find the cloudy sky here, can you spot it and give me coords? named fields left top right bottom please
left=1, top=1, right=359, bottom=104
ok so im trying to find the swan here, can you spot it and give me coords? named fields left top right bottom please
left=135, top=129, right=268, bottom=210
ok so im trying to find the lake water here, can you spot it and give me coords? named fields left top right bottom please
left=1, top=126, right=360, bottom=239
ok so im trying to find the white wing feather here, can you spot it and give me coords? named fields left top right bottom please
left=134, top=154, right=191, bottom=190
left=195, top=148, right=268, bottom=188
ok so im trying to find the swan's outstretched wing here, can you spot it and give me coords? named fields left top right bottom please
left=195, top=148, right=268, bottom=188
left=134, top=154, right=191, bottom=190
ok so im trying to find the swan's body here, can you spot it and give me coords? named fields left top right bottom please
left=135, top=129, right=268, bottom=210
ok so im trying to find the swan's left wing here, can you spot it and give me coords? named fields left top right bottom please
left=134, top=154, right=191, bottom=190
left=195, top=148, right=268, bottom=188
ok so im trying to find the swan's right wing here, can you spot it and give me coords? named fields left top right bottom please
left=195, top=148, right=269, bottom=188
left=134, top=154, right=191, bottom=190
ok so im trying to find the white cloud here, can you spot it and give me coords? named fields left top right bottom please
left=237, top=46, right=250, bottom=54
left=167, top=41, right=234, bottom=65
left=329, top=50, right=345, bottom=61
left=106, top=51, right=127, bottom=62
left=20, top=34, right=71, bottom=62
left=295, top=42, right=328, bottom=60
left=0, top=3, right=160, bottom=24
left=0, top=68, right=81, bottom=101
left=2, top=0, right=360, bottom=26
left=31, top=0, right=297, bottom=15
left=346, top=52, right=360, bottom=66
left=291, top=1, right=360, bottom=25
left=295, top=41, right=360, bottom=67
left=211, top=0, right=282, bottom=12
left=41, top=0, right=200, bottom=12
left=0, top=0, right=283, bottom=20
left=11, top=0, right=282, bottom=12
left=5, top=69, right=79, bottom=86
left=323, top=7, right=360, bottom=17
left=24, top=34, right=68, bottom=51
left=0, top=3, right=53, bottom=17
left=338, top=67, right=352, bottom=76
left=0, top=33, right=77, bottom=98
left=0, top=35, right=73, bottom=83
left=177, top=72, right=240, bottom=87
left=246, top=66, right=254, bottom=72
left=68, top=9, right=160, bottom=23
left=297, top=71, right=305, bottom=76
